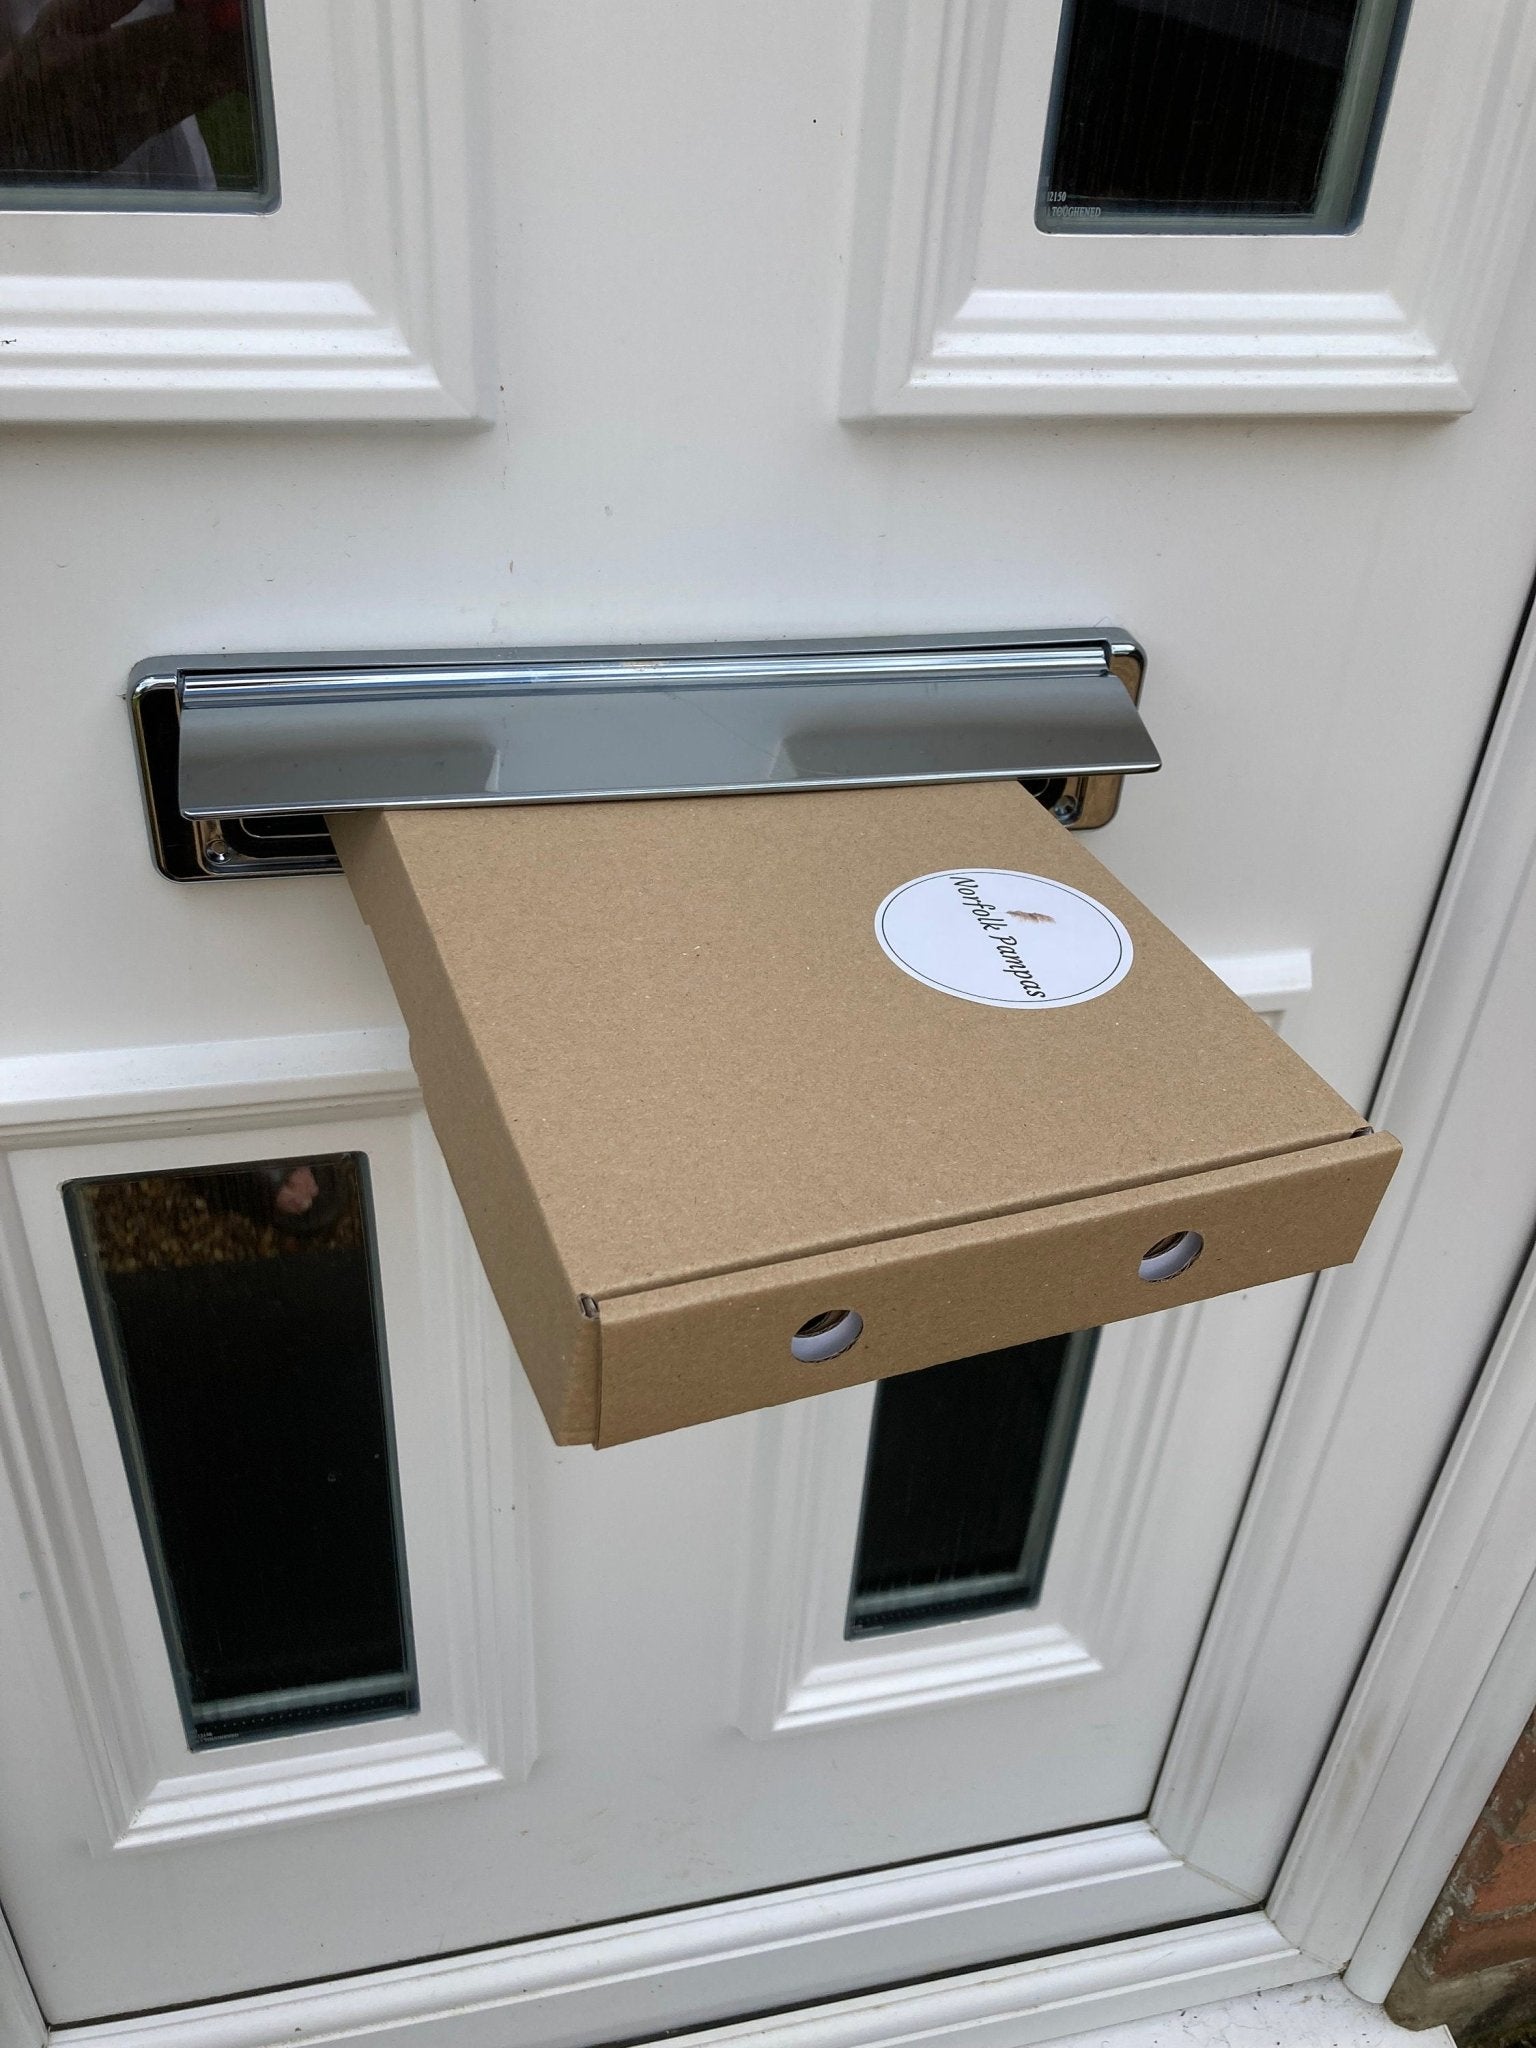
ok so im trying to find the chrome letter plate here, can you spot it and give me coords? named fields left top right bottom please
left=130, top=630, right=1155, bottom=880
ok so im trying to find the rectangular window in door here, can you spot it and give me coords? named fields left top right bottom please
left=848, top=1331, right=1096, bottom=1637
left=0, top=0, right=278, bottom=210
left=64, top=1153, right=416, bottom=1747
left=1039, top=0, right=1412, bottom=232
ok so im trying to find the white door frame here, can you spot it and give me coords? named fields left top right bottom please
left=1, top=585, right=1532, bottom=2048
left=1275, top=581, right=1536, bottom=1991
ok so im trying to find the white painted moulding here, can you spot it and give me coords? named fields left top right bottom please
left=841, top=0, right=1536, bottom=416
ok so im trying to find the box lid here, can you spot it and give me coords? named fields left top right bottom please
left=334, top=781, right=1393, bottom=1441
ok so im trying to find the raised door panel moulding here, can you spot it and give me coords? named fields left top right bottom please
left=740, top=1306, right=1193, bottom=1737
left=842, top=0, right=1536, bottom=417
left=738, top=954, right=1309, bottom=1738
left=0, top=1046, right=533, bottom=1847
left=0, top=0, right=484, bottom=423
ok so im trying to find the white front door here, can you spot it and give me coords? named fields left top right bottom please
left=2, top=0, right=1535, bottom=2029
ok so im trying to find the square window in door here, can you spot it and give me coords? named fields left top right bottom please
left=64, top=1154, right=417, bottom=1747
left=847, top=1332, right=1096, bottom=1637
left=0, top=0, right=277, bottom=210
left=1039, top=0, right=1412, bottom=233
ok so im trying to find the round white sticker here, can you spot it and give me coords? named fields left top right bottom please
left=874, top=869, right=1133, bottom=1010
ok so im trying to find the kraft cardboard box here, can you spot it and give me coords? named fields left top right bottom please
left=331, top=782, right=1399, bottom=1446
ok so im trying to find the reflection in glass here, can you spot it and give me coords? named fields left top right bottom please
left=1039, top=0, right=1410, bottom=232
left=0, top=0, right=275, bottom=209
left=66, top=1154, right=416, bottom=1747
left=847, top=1331, right=1095, bottom=1637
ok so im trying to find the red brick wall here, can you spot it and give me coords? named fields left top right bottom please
left=1389, top=1711, right=1536, bottom=2033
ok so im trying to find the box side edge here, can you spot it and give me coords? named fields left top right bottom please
left=330, top=810, right=601, bottom=1444
left=593, top=1131, right=1401, bottom=1445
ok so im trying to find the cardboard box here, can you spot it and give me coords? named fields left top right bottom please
left=332, top=782, right=1399, bottom=1446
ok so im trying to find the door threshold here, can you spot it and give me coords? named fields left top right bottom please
left=42, top=1914, right=1430, bottom=2048
left=966, top=1979, right=1448, bottom=2048
left=638, top=1931, right=1445, bottom=2048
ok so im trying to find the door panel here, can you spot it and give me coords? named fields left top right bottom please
left=0, top=1066, right=1277, bottom=2011
left=4, top=0, right=1536, bottom=2023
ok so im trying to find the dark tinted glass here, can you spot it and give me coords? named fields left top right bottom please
left=847, top=1331, right=1094, bottom=1637
left=0, top=0, right=276, bottom=209
left=1040, top=0, right=1410, bottom=232
left=66, top=1154, right=415, bottom=1747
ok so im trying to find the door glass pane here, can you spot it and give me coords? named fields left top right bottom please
left=847, top=1331, right=1095, bottom=1638
left=1039, top=0, right=1411, bottom=232
left=65, top=1154, right=416, bottom=1747
left=0, top=0, right=276, bottom=210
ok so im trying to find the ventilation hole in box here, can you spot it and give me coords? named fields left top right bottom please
left=1139, top=1231, right=1204, bottom=1282
left=791, top=1309, right=864, bottom=1363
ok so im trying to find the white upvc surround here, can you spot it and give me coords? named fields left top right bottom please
left=0, top=955, right=1302, bottom=2013
left=8, top=612, right=1532, bottom=2043
left=1, top=1090, right=533, bottom=1857
left=842, top=0, right=1536, bottom=416
left=1274, top=597, right=1536, bottom=1990
left=1, top=741, right=1531, bottom=2045
left=1147, top=594, right=1536, bottom=1900
left=654, top=1968, right=1446, bottom=2048
left=4, top=0, right=1536, bottom=2026
left=737, top=952, right=1311, bottom=1748
left=0, top=1, right=484, bottom=423
left=7, top=1922, right=1446, bottom=2048
left=0, top=1926, right=1450, bottom=2048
